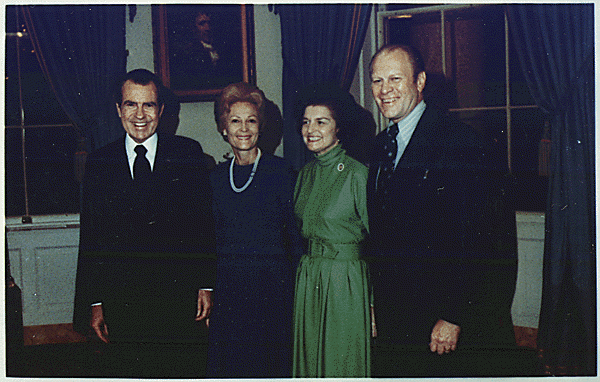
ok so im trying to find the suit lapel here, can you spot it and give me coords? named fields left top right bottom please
left=396, top=106, right=443, bottom=169
left=152, top=134, right=170, bottom=181
left=113, top=136, right=135, bottom=183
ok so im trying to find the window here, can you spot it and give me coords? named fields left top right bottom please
left=377, top=4, right=548, bottom=211
left=5, top=6, right=80, bottom=218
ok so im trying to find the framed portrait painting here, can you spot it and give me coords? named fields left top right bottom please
left=152, top=4, right=255, bottom=102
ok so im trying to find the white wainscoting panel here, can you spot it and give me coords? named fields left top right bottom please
left=512, top=211, right=545, bottom=328
left=6, top=215, right=80, bottom=326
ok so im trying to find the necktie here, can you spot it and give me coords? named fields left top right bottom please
left=377, top=123, right=399, bottom=190
left=133, top=145, right=151, bottom=182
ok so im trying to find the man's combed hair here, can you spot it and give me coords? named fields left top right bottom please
left=370, top=44, right=425, bottom=82
left=114, top=68, right=166, bottom=106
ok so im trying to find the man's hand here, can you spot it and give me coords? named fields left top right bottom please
left=195, top=289, right=213, bottom=327
left=429, top=319, right=460, bottom=355
left=90, top=304, right=109, bottom=343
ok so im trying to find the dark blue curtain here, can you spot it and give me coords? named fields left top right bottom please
left=275, top=4, right=371, bottom=169
left=507, top=4, right=595, bottom=375
left=22, top=5, right=127, bottom=152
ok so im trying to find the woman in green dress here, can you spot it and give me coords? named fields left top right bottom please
left=292, top=85, right=375, bottom=377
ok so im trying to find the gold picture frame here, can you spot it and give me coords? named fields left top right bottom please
left=152, top=4, right=255, bottom=102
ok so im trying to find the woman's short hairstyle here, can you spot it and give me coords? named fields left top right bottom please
left=295, top=82, right=376, bottom=164
left=214, top=82, right=266, bottom=135
left=295, top=82, right=350, bottom=135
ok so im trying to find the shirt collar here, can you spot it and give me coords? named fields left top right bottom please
left=385, top=101, right=426, bottom=168
left=125, top=133, right=158, bottom=173
left=393, top=100, right=426, bottom=145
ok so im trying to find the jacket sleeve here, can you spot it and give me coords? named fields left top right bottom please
left=72, top=154, right=106, bottom=335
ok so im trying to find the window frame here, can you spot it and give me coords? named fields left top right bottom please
left=5, top=7, right=78, bottom=220
left=375, top=4, right=541, bottom=173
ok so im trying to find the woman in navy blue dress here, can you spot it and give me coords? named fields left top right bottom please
left=206, top=82, right=303, bottom=378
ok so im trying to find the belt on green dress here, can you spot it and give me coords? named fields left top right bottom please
left=307, top=240, right=362, bottom=260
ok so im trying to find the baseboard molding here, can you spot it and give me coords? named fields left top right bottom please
left=514, top=326, right=538, bottom=349
left=23, top=323, right=86, bottom=346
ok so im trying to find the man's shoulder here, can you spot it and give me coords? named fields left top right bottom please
left=420, top=106, right=487, bottom=169
left=420, top=106, right=483, bottom=147
left=159, top=134, right=204, bottom=153
left=88, top=136, right=125, bottom=161
left=417, top=105, right=454, bottom=130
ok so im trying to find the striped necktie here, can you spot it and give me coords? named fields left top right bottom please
left=377, top=123, right=399, bottom=190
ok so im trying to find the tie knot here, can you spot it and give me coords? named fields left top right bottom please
left=388, top=123, right=399, bottom=137
left=135, top=145, right=147, bottom=156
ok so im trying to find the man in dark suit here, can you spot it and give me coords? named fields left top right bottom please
left=73, top=69, right=216, bottom=377
left=367, top=45, right=517, bottom=377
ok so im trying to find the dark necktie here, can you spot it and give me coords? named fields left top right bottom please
left=377, top=123, right=399, bottom=190
left=133, top=145, right=151, bottom=182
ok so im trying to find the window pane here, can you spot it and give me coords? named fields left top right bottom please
left=25, top=126, right=80, bottom=215
left=5, top=126, right=80, bottom=217
left=6, top=5, right=19, bottom=33
left=6, top=7, right=71, bottom=127
left=386, top=11, right=455, bottom=111
left=12, top=38, right=71, bottom=126
left=5, top=129, right=26, bottom=217
left=386, top=11, right=442, bottom=72
left=445, top=5, right=506, bottom=108
left=5, top=38, right=21, bottom=126
left=510, top=108, right=548, bottom=211
left=509, top=35, right=537, bottom=106
left=511, top=108, right=547, bottom=173
left=451, top=108, right=548, bottom=212
left=5, top=6, right=79, bottom=217
left=451, top=109, right=508, bottom=171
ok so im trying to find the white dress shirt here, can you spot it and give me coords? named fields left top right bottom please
left=392, top=100, right=426, bottom=168
left=125, top=133, right=158, bottom=178
left=375, top=101, right=427, bottom=189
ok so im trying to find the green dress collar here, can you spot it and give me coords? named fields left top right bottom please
left=314, top=144, right=345, bottom=167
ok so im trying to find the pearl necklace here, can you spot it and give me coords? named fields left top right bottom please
left=230, top=148, right=262, bottom=193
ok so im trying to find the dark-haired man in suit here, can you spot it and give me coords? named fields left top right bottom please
left=73, top=69, right=216, bottom=377
left=367, top=45, right=517, bottom=377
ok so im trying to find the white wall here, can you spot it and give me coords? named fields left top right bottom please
left=124, top=5, right=283, bottom=163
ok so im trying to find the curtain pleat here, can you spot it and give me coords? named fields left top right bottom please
left=21, top=5, right=127, bottom=152
left=507, top=4, right=595, bottom=375
left=276, top=4, right=371, bottom=169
